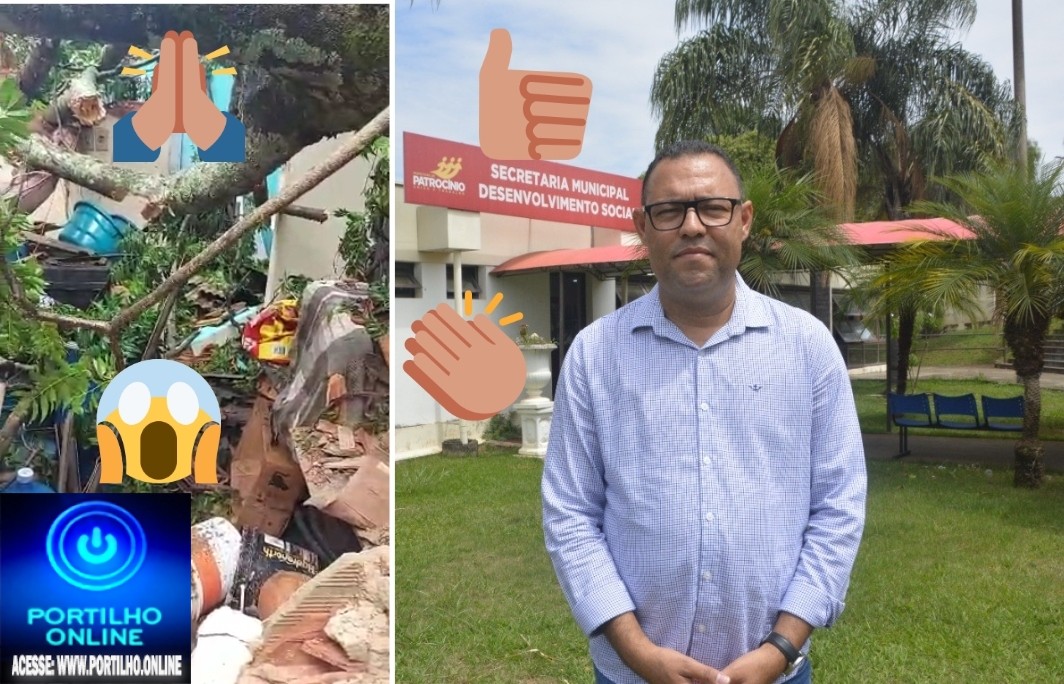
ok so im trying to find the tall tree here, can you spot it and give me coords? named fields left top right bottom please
left=653, top=0, right=860, bottom=221
left=1012, top=0, right=1027, bottom=169
left=652, top=0, right=1018, bottom=389
left=873, top=162, right=1064, bottom=488
left=653, top=0, right=1015, bottom=222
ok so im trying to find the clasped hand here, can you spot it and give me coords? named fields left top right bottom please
left=131, top=30, right=226, bottom=152
left=635, top=643, right=786, bottom=684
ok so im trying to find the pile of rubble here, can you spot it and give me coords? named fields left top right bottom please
left=189, top=281, right=390, bottom=684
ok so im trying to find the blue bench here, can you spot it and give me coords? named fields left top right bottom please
left=887, top=393, right=1024, bottom=457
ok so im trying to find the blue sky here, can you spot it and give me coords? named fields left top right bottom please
left=396, top=1, right=1064, bottom=180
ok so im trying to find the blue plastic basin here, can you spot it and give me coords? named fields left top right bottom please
left=58, top=202, right=133, bottom=254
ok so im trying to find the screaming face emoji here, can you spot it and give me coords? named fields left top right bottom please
left=95, top=359, right=222, bottom=485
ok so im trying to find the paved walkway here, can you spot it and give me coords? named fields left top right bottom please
left=863, top=432, right=1064, bottom=473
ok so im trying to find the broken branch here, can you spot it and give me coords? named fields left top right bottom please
left=0, top=392, right=32, bottom=457
left=44, top=66, right=106, bottom=127
left=141, top=281, right=184, bottom=361
left=110, top=106, right=390, bottom=332
left=281, top=204, right=329, bottom=223
left=12, top=134, right=159, bottom=203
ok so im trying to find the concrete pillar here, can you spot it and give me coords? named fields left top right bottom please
left=591, top=277, right=616, bottom=322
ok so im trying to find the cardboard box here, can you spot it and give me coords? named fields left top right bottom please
left=231, top=393, right=307, bottom=535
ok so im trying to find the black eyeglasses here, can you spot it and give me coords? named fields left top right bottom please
left=643, top=197, right=742, bottom=231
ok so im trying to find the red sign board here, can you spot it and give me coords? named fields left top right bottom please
left=403, top=132, right=639, bottom=232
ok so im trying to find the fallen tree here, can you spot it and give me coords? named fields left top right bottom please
left=0, top=4, right=389, bottom=217
left=0, top=105, right=390, bottom=457
left=0, top=7, right=389, bottom=458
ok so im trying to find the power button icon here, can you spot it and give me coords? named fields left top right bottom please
left=46, top=501, right=146, bottom=591
left=77, top=527, right=119, bottom=564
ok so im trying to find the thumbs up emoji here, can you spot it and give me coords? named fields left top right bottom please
left=479, top=28, right=593, bottom=161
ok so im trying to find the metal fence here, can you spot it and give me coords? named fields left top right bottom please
left=841, top=330, right=1007, bottom=371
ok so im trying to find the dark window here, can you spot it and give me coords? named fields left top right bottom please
left=617, top=275, right=656, bottom=306
left=395, top=262, right=421, bottom=298
left=446, top=265, right=481, bottom=299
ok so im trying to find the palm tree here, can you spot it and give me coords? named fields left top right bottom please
left=848, top=0, right=1017, bottom=219
left=873, top=162, right=1064, bottom=487
left=739, top=166, right=864, bottom=297
left=653, top=0, right=860, bottom=220
left=628, top=167, right=863, bottom=299
left=652, top=0, right=1017, bottom=220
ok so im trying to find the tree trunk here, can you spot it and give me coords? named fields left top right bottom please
left=1012, top=0, right=1028, bottom=170
left=17, top=38, right=58, bottom=100
left=809, top=271, right=832, bottom=328
left=1014, top=379, right=1044, bottom=488
left=1004, top=316, right=1048, bottom=487
left=895, top=305, right=916, bottom=395
left=43, top=66, right=105, bottom=127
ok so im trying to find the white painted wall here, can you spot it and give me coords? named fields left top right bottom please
left=265, top=134, right=373, bottom=299
left=395, top=183, right=627, bottom=457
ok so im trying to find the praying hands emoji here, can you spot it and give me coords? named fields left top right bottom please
left=113, top=30, right=245, bottom=163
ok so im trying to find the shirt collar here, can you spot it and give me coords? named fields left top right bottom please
left=629, top=272, right=773, bottom=338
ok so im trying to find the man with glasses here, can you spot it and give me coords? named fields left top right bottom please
left=543, top=140, right=866, bottom=684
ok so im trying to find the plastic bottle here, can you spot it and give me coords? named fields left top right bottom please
left=191, top=517, right=242, bottom=623
left=2, top=467, right=55, bottom=493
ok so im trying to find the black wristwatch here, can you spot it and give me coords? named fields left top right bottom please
left=759, top=631, right=805, bottom=676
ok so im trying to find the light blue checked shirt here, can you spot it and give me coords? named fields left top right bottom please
left=542, top=276, right=866, bottom=683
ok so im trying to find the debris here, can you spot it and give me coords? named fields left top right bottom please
left=190, top=305, right=262, bottom=357
left=239, top=546, right=390, bottom=683
left=336, top=426, right=357, bottom=454
left=192, top=517, right=242, bottom=624
left=226, top=529, right=320, bottom=618
left=242, top=299, right=300, bottom=365
left=257, top=571, right=313, bottom=621
left=326, top=374, right=346, bottom=405
left=191, top=606, right=263, bottom=684
left=325, top=602, right=389, bottom=674
left=317, top=455, right=389, bottom=548
left=271, top=282, right=386, bottom=435
left=300, top=638, right=362, bottom=673
left=231, top=389, right=307, bottom=536
left=321, top=458, right=363, bottom=470
left=315, top=421, right=339, bottom=437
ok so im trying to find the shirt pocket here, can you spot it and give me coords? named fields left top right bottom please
left=720, top=364, right=812, bottom=484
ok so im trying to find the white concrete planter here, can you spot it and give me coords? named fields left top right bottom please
left=515, top=343, right=556, bottom=457
left=517, top=344, right=556, bottom=401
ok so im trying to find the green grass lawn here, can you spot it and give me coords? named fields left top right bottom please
left=852, top=378, right=1064, bottom=440
left=396, top=450, right=590, bottom=683
left=396, top=452, right=1064, bottom=684
left=910, top=328, right=1004, bottom=367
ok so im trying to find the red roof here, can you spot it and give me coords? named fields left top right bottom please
left=492, top=244, right=646, bottom=276
left=491, top=218, right=976, bottom=276
left=840, top=217, right=974, bottom=246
